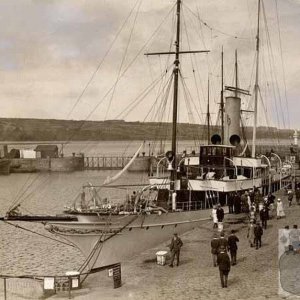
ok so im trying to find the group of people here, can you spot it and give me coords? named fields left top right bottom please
left=210, top=230, right=239, bottom=288
left=280, top=224, right=300, bottom=254
left=167, top=184, right=299, bottom=289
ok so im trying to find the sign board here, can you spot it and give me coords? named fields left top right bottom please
left=44, top=277, right=55, bottom=290
left=108, top=269, right=113, bottom=277
left=71, top=277, right=79, bottom=289
left=113, top=264, right=121, bottom=289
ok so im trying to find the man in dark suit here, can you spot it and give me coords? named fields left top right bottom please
left=211, top=233, right=219, bottom=267
left=169, top=233, right=183, bottom=267
left=217, top=246, right=231, bottom=288
left=216, top=204, right=224, bottom=222
left=254, top=222, right=263, bottom=249
left=218, top=231, right=228, bottom=252
left=227, top=230, right=239, bottom=265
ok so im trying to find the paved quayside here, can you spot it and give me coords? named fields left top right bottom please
left=47, top=190, right=300, bottom=300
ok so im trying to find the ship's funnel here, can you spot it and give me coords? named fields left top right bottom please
left=229, top=134, right=241, bottom=146
left=225, top=96, right=241, bottom=146
left=211, top=134, right=222, bottom=145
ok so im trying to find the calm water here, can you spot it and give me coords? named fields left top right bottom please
left=0, top=167, right=148, bottom=277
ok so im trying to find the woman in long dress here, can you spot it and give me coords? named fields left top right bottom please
left=247, top=221, right=255, bottom=247
left=276, top=198, right=285, bottom=219
left=211, top=205, right=218, bottom=229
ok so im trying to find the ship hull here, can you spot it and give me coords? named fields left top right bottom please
left=47, top=209, right=209, bottom=269
left=0, top=159, right=10, bottom=175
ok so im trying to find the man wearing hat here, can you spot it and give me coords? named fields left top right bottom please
left=169, top=233, right=183, bottom=267
left=288, top=190, right=294, bottom=207
left=228, top=230, right=239, bottom=265
left=217, top=245, right=231, bottom=288
left=211, top=233, right=220, bottom=267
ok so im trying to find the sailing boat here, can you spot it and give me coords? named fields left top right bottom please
left=44, top=0, right=292, bottom=270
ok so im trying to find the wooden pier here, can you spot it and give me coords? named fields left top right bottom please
left=84, top=156, right=132, bottom=170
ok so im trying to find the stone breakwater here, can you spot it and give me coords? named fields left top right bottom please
left=1, top=190, right=299, bottom=300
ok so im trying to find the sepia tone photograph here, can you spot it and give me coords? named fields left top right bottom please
left=0, top=0, right=299, bottom=299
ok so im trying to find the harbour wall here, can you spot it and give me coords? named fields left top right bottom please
left=9, top=156, right=84, bottom=173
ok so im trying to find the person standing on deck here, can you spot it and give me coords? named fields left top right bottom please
left=233, top=192, right=241, bottom=214
left=227, top=230, right=239, bottom=265
left=217, top=246, right=231, bottom=288
left=227, top=193, right=234, bottom=214
left=169, top=233, right=183, bottom=267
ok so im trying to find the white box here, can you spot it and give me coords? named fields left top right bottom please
left=156, top=251, right=168, bottom=266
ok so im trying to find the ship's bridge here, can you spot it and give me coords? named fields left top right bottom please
left=199, top=145, right=235, bottom=167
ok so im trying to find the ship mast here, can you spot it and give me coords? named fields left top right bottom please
left=220, top=48, right=224, bottom=143
left=145, top=0, right=209, bottom=194
left=170, top=0, right=181, bottom=191
left=251, top=0, right=261, bottom=158
left=207, top=78, right=211, bottom=144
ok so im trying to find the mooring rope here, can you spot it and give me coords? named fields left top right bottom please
left=1, top=220, right=74, bottom=248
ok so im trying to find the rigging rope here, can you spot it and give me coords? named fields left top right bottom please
left=2, top=220, right=74, bottom=248
left=274, top=0, right=290, bottom=129
left=66, top=0, right=141, bottom=119
left=105, top=0, right=143, bottom=120
left=183, top=3, right=253, bottom=40
left=261, top=1, right=286, bottom=129
left=64, top=4, right=176, bottom=146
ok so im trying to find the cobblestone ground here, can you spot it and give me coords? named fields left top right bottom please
left=5, top=191, right=300, bottom=300
left=50, top=191, right=300, bottom=300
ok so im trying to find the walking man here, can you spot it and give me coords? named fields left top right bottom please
left=211, top=233, right=219, bottom=267
left=216, top=204, right=224, bottom=222
left=217, top=246, right=231, bottom=288
left=254, top=222, right=263, bottom=249
left=218, top=231, right=228, bottom=252
left=227, top=230, right=239, bottom=265
left=169, top=233, right=183, bottom=267
left=288, top=190, right=294, bottom=207
left=260, top=205, right=269, bottom=229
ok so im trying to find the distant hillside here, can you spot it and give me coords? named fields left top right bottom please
left=0, top=118, right=294, bottom=141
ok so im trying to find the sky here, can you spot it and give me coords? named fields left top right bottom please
left=0, top=0, right=299, bottom=129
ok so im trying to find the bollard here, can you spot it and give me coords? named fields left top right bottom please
left=4, top=278, right=7, bottom=300
left=68, top=277, right=71, bottom=299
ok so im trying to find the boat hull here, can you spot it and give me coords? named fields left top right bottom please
left=47, top=209, right=209, bottom=269
left=0, top=159, right=10, bottom=175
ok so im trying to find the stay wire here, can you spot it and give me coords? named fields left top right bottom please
left=64, top=4, right=176, bottom=144
left=115, top=64, right=173, bottom=120
left=183, top=3, right=253, bottom=40
left=181, top=8, right=203, bottom=125
left=274, top=0, right=290, bottom=129
left=105, top=0, right=143, bottom=120
left=67, top=0, right=141, bottom=119
left=262, top=1, right=286, bottom=128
